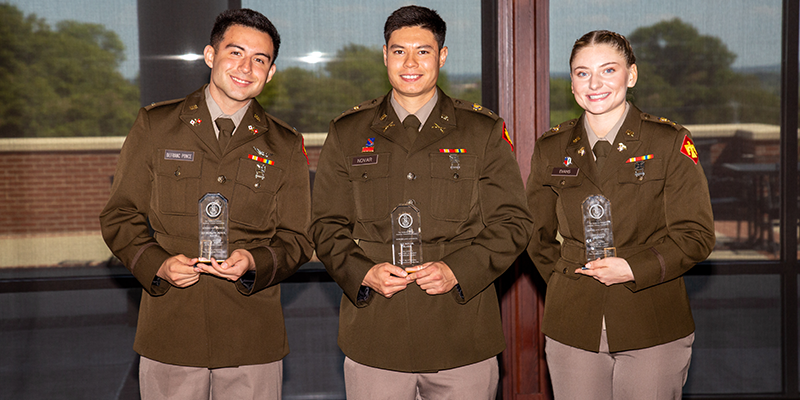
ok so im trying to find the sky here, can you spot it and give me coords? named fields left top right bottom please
left=549, top=0, right=781, bottom=73
left=6, top=0, right=783, bottom=78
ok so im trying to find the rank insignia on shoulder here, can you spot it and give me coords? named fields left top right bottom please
left=362, top=138, right=375, bottom=153
left=680, top=135, right=699, bottom=164
left=472, top=103, right=482, bottom=111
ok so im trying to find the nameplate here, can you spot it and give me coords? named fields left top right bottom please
left=165, top=150, right=195, bottom=161
left=551, top=167, right=579, bottom=177
left=352, top=155, right=378, bottom=166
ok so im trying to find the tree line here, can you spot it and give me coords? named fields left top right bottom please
left=0, top=4, right=781, bottom=137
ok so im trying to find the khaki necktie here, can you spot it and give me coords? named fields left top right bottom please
left=216, top=118, right=235, bottom=153
left=593, top=140, right=612, bottom=172
left=403, top=115, right=421, bottom=146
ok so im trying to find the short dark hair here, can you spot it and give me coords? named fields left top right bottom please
left=570, top=30, right=636, bottom=69
left=210, top=8, right=281, bottom=62
left=383, top=5, right=446, bottom=50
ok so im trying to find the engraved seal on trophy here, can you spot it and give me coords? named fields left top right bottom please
left=398, top=212, right=413, bottom=229
left=205, top=200, right=223, bottom=219
left=582, top=195, right=616, bottom=263
left=391, top=202, right=422, bottom=268
left=199, top=193, right=229, bottom=263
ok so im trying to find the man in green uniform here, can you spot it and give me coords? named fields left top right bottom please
left=311, top=5, right=532, bottom=399
left=99, top=9, right=313, bottom=399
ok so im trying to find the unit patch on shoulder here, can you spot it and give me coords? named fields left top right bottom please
left=502, top=122, right=514, bottom=151
left=680, top=135, right=699, bottom=164
left=301, top=136, right=309, bottom=165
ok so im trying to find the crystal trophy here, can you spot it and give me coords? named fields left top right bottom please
left=391, top=202, right=422, bottom=268
left=582, top=195, right=616, bottom=262
left=198, top=193, right=228, bottom=262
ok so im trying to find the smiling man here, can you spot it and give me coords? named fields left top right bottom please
left=311, top=5, right=532, bottom=399
left=100, top=8, right=313, bottom=400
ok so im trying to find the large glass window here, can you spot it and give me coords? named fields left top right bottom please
left=246, top=0, right=483, bottom=134
left=549, top=0, right=787, bottom=396
left=0, top=1, right=482, bottom=399
left=551, top=0, right=783, bottom=261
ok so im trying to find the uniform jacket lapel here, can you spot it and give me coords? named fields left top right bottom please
left=598, top=108, right=643, bottom=185
left=228, top=101, right=269, bottom=153
left=565, top=117, right=601, bottom=188
left=410, top=91, right=456, bottom=154
left=179, top=88, right=219, bottom=157
left=370, top=97, right=407, bottom=150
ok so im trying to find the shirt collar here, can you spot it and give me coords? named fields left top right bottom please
left=205, top=85, right=251, bottom=136
left=585, top=101, right=630, bottom=151
left=391, top=90, right=438, bottom=131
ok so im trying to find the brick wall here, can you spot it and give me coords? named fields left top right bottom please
left=0, top=137, right=324, bottom=238
left=0, top=150, right=119, bottom=236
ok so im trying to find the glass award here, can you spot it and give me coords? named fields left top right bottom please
left=198, top=193, right=228, bottom=262
left=391, top=203, right=422, bottom=268
left=582, top=195, right=616, bottom=262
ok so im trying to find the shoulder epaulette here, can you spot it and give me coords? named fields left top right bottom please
left=144, top=97, right=183, bottom=111
left=640, top=113, right=683, bottom=131
left=265, top=112, right=300, bottom=136
left=452, top=99, right=500, bottom=120
left=334, top=96, right=384, bottom=122
left=542, top=118, right=578, bottom=137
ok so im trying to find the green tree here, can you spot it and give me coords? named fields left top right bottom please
left=258, top=44, right=471, bottom=133
left=628, top=18, right=779, bottom=124
left=549, top=76, right=583, bottom=126
left=0, top=4, right=139, bottom=137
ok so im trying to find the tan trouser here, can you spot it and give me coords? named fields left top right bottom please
left=344, top=356, right=499, bottom=400
left=545, top=330, right=694, bottom=400
left=139, top=356, right=282, bottom=400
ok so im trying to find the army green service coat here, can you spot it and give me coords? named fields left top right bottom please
left=526, top=105, right=715, bottom=353
left=100, top=86, right=313, bottom=368
left=311, top=89, right=533, bottom=372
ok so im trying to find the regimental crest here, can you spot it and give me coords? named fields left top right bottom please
left=362, top=138, right=375, bottom=153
